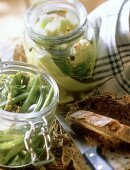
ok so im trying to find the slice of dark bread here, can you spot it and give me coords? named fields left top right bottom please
left=68, top=110, right=130, bottom=143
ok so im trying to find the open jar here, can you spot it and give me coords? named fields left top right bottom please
left=0, top=61, right=59, bottom=168
left=24, top=0, right=97, bottom=103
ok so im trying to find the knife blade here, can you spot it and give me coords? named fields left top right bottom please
left=55, top=112, right=114, bottom=170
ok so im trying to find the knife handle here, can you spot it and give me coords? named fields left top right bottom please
left=83, top=147, right=114, bottom=170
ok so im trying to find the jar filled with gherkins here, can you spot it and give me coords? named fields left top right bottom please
left=24, top=0, right=97, bottom=104
left=0, top=61, right=59, bottom=168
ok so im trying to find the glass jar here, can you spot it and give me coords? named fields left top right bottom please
left=0, top=61, right=59, bottom=168
left=24, top=0, right=97, bottom=103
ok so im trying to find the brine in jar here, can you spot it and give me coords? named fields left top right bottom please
left=24, top=0, right=97, bottom=103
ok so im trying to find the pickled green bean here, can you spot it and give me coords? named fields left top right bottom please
left=32, top=86, right=47, bottom=112
left=0, top=92, right=29, bottom=108
left=0, top=72, right=54, bottom=113
left=2, top=143, right=25, bottom=165
left=0, top=133, right=21, bottom=142
left=0, top=135, right=23, bottom=150
left=0, top=71, right=54, bottom=166
left=21, top=152, right=31, bottom=165
left=20, top=75, right=40, bottom=113
left=40, top=87, right=54, bottom=110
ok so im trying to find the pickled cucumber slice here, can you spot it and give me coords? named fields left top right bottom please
left=36, top=52, right=97, bottom=92
left=34, top=10, right=79, bottom=36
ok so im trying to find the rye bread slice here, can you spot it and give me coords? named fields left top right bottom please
left=67, top=94, right=130, bottom=126
left=68, top=110, right=130, bottom=143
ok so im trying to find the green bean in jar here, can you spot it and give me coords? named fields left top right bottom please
left=0, top=61, right=59, bottom=168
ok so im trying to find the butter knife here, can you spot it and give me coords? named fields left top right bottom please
left=55, top=113, right=114, bottom=170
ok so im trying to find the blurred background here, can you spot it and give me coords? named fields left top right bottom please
left=0, top=0, right=106, bottom=41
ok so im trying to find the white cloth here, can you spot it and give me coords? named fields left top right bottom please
left=88, top=0, right=130, bottom=96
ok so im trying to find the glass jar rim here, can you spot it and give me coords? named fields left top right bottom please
left=0, top=61, right=59, bottom=122
left=24, top=0, right=87, bottom=44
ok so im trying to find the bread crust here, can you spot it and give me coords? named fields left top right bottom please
left=68, top=110, right=130, bottom=143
